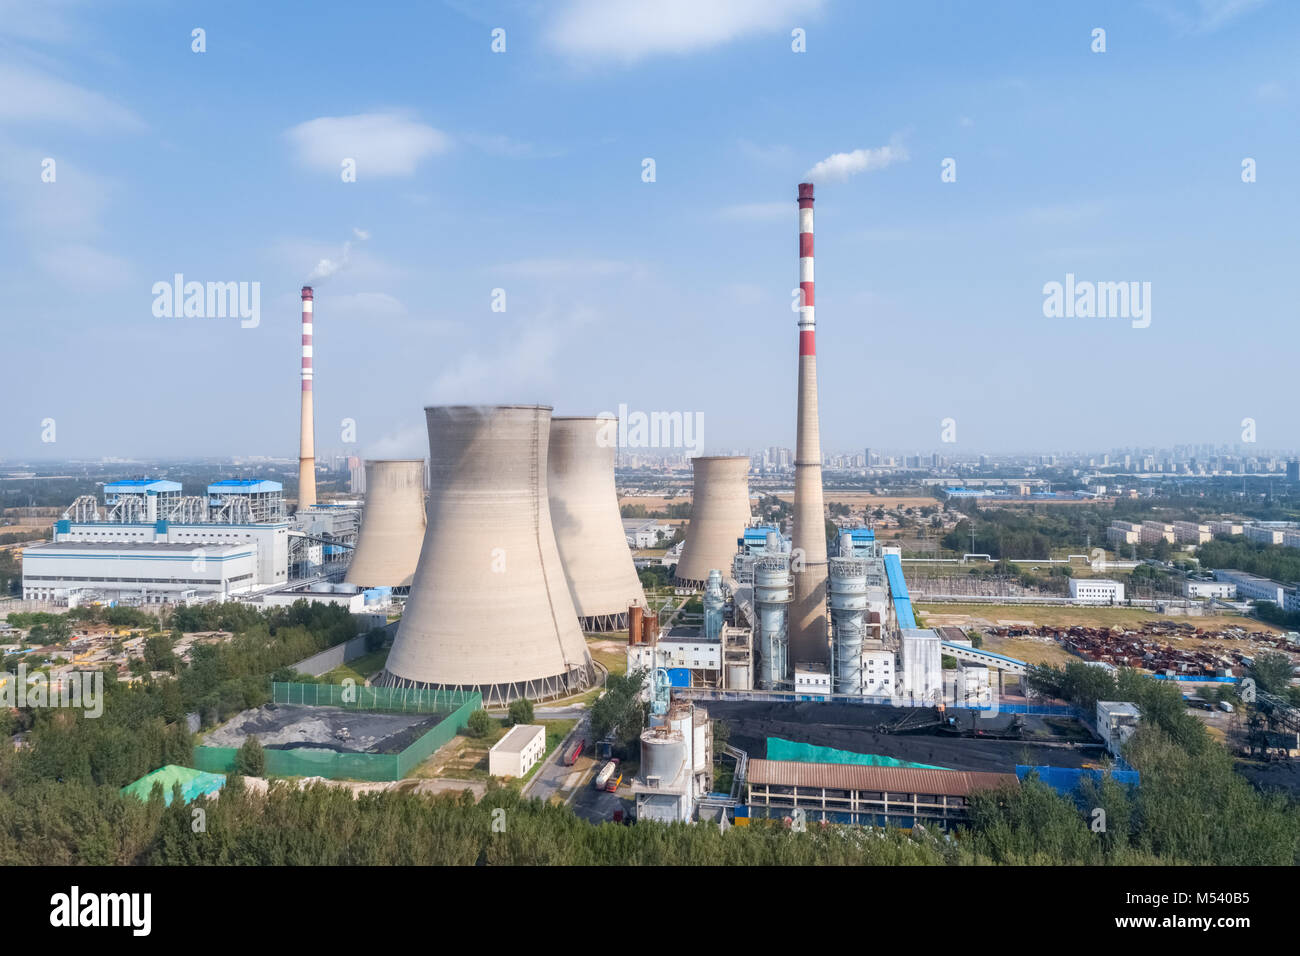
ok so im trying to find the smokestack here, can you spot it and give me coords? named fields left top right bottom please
left=298, top=286, right=317, bottom=509
left=790, top=182, right=829, bottom=666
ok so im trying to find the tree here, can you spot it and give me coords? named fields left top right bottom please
left=364, top=627, right=387, bottom=652
left=1250, top=652, right=1295, bottom=696
left=234, top=737, right=265, bottom=777
left=466, top=709, right=495, bottom=739
left=590, top=670, right=648, bottom=756
left=507, top=698, right=534, bottom=726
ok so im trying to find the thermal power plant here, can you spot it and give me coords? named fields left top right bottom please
left=547, top=416, right=647, bottom=631
left=343, top=459, right=427, bottom=589
left=297, top=286, right=317, bottom=510
left=789, top=182, right=830, bottom=669
left=829, top=533, right=868, bottom=695
left=704, top=570, right=725, bottom=642
left=674, top=456, right=752, bottom=588
left=378, top=405, right=594, bottom=705
left=753, top=543, right=792, bottom=689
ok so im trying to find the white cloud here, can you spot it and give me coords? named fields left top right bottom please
left=428, top=308, right=598, bottom=403
left=718, top=201, right=789, bottom=222
left=805, top=138, right=909, bottom=183
left=0, top=62, right=144, bottom=131
left=1148, top=0, right=1269, bottom=33
left=546, top=0, right=824, bottom=63
left=285, top=112, right=450, bottom=177
left=34, top=242, right=131, bottom=286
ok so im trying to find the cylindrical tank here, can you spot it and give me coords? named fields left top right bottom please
left=753, top=553, right=792, bottom=689
left=628, top=604, right=644, bottom=646
left=344, top=459, right=427, bottom=588
left=379, top=405, right=594, bottom=705
left=640, top=728, right=686, bottom=781
left=643, top=611, right=659, bottom=644
left=334, top=582, right=360, bottom=594
left=830, top=555, right=868, bottom=694
left=668, top=701, right=694, bottom=775
left=704, top=569, right=725, bottom=642
left=726, top=662, right=750, bottom=690
left=692, top=707, right=709, bottom=774
left=675, top=457, right=751, bottom=587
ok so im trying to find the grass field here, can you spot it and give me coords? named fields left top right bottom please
left=406, top=717, right=577, bottom=786
left=320, top=647, right=389, bottom=684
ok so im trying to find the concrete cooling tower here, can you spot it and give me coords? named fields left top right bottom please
left=378, top=405, right=594, bottom=705
left=548, top=417, right=647, bottom=631
left=674, top=456, right=752, bottom=588
left=344, top=459, right=426, bottom=588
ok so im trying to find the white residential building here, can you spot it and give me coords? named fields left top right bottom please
left=1245, top=525, right=1285, bottom=546
left=1172, top=521, right=1212, bottom=545
left=1140, top=521, right=1176, bottom=545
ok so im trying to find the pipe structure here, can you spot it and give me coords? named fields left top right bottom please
left=547, top=416, right=646, bottom=631
left=297, top=286, right=317, bottom=509
left=344, top=459, right=426, bottom=588
left=790, top=182, right=829, bottom=666
left=829, top=541, right=868, bottom=695
left=753, top=552, right=792, bottom=689
left=378, top=405, right=594, bottom=705
left=675, top=456, right=751, bottom=588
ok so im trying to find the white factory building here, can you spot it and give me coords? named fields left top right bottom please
left=1213, top=569, right=1288, bottom=605
left=23, top=478, right=291, bottom=605
left=1183, top=580, right=1236, bottom=600
left=1069, top=578, right=1125, bottom=603
left=488, top=724, right=546, bottom=778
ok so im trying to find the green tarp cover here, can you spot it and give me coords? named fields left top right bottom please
left=766, top=737, right=949, bottom=770
left=120, top=765, right=227, bottom=806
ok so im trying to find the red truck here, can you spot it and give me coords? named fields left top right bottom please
left=563, top=738, right=585, bottom=767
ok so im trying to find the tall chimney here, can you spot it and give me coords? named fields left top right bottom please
left=298, top=285, right=317, bottom=509
left=790, top=182, right=829, bottom=666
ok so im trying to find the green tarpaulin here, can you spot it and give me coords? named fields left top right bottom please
left=766, top=737, right=949, bottom=770
left=120, top=765, right=227, bottom=806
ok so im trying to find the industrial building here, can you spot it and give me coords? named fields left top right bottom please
left=1184, top=580, right=1236, bottom=600
left=25, top=478, right=291, bottom=604
left=343, top=459, right=426, bottom=589
left=1096, top=701, right=1141, bottom=758
left=548, top=416, right=646, bottom=630
left=1213, top=569, right=1287, bottom=605
left=744, top=760, right=1016, bottom=829
left=489, top=724, right=546, bottom=778
left=674, top=456, right=752, bottom=588
left=632, top=698, right=712, bottom=824
left=1069, top=578, right=1125, bottom=603
left=378, top=405, right=595, bottom=705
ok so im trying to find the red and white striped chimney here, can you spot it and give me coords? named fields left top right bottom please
left=298, top=285, right=317, bottom=509
left=798, top=182, right=816, bottom=354
left=790, top=181, right=828, bottom=668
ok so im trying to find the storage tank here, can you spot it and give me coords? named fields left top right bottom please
left=548, top=417, right=646, bottom=630
left=675, top=457, right=751, bottom=588
left=344, top=459, right=426, bottom=588
left=726, top=662, right=750, bottom=690
left=628, top=604, right=644, bottom=646
left=830, top=551, right=868, bottom=694
left=668, top=700, right=694, bottom=776
left=378, top=405, right=594, bottom=705
left=692, top=706, right=709, bottom=774
left=704, top=569, right=725, bottom=642
left=754, top=553, right=792, bottom=689
left=640, top=727, right=686, bottom=782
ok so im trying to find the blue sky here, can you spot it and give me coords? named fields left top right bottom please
left=2, top=0, right=1297, bottom=460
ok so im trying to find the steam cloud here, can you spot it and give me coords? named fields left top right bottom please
left=307, top=227, right=370, bottom=282
left=805, top=139, right=908, bottom=183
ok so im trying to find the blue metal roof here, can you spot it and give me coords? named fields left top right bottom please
left=104, top=479, right=181, bottom=493
left=207, top=479, right=282, bottom=494
left=743, top=526, right=779, bottom=539
left=848, top=528, right=875, bottom=540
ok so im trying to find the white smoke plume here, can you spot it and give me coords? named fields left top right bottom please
left=805, top=138, right=908, bottom=183
left=306, top=227, right=370, bottom=282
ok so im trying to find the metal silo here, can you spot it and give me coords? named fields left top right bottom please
left=753, top=552, right=792, bottom=689
left=704, top=569, right=725, bottom=642
left=344, top=459, right=427, bottom=588
left=674, top=456, right=751, bottom=588
left=547, top=416, right=646, bottom=631
left=640, top=726, right=687, bottom=782
left=377, top=405, right=594, bottom=705
left=830, top=536, right=868, bottom=695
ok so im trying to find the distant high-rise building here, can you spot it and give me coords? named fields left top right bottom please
left=1288, top=460, right=1299, bottom=482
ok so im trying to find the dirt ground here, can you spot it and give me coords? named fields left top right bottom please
left=706, top=701, right=1098, bottom=774
left=204, top=704, right=442, bottom=755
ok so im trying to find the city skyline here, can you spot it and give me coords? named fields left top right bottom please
left=3, top=1, right=1298, bottom=460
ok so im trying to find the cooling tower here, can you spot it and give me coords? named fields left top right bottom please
left=548, top=416, right=647, bottom=631
left=674, top=456, right=751, bottom=588
left=344, top=459, right=426, bottom=588
left=378, top=405, right=594, bottom=705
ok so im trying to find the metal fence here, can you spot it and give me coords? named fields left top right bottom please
left=191, top=684, right=481, bottom=781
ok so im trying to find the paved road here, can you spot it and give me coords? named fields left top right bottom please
left=524, top=712, right=594, bottom=803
